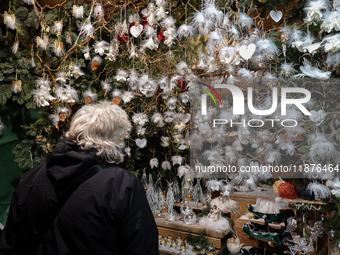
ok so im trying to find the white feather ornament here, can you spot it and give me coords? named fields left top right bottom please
left=83, top=90, right=97, bottom=102
left=94, top=40, right=109, bottom=56
left=79, top=20, right=95, bottom=38
left=308, top=182, right=331, bottom=199
left=304, top=0, right=328, bottom=24
left=54, top=20, right=63, bottom=33
left=177, top=165, right=191, bottom=178
left=176, top=61, right=189, bottom=75
left=203, top=3, right=223, bottom=24
left=172, top=155, right=183, bottom=166
left=71, top=65, right=85, bottom=79
left=206, top=179, right=224, bottom=192
left=227, top=234, right=244, bottom=254
left=255, top=38, right=278, bottom=58
left=12, top=41, right=19, bottom=54
left=237, top=68, right=253, bottom=80
left=295, top=58, right=331, bottom=80
left=94, top=2, right=104, bottom=17
left=54, top=40, right=64, bottom=57
left=281, top=62, right=297, bottom=78
left=224, top=145, right=237, bottom=164
left=128, top=69, right=139, bottom=90
left=115, top=69, right=129, bottom=82
left=101, top=80, right=111, bottom=93
left=280, top=140, right=296, bottom=156
left=265, top=150, right=281, bottom=164
left=238, top=13, right=253, bottom=29
left=190, top=133, right=203, bottom=150
left=191, top=11, right=213, bottom=35
left=198, top=215, right=230, bottom=231
left=321, top=11, right=340, bottom=32
left=72, top=5, right=84, bottom=19
left=49, top=114, right=60, bottom=126
left=132, top=113, right=148, bottom=126
left=161, top=161, right=171, bottom=171
left=4, top=11, right=16, bottom=30
left=322, top=34, right=340, bottom=52
left=150, top=158, right=159, bottom=169
left=122, top=91, right=134, bottom=103
left=141, top=36, right=158, bottom=50
left=177, top=24, right=195, bottom=38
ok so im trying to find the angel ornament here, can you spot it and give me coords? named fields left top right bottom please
left=208, top=205, right=221, bottom=222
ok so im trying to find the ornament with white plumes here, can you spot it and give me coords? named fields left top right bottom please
left=141, top=36, right=158, bottom=50
left=322, top=33, right=340, bottom=52
left=281, top=62, right=297, bottom=78
left=71, top=64, right=85, bottom=79
left=219, top=46, right=237, bottom=64
left=54, top=40, right=64, bottom=57
left=161, top=161, right=171, bottom=170
left=294, top=58, right=331, bottom=80
left=177, top=24, right=195, bottom=39
left=279, top=140, right=296, bottom=156
left=4, top=11, right=16, bottom=30
left=93, top=41, right=109, bottom=56
left=79, top=20, right=95, bottom=38
left=12, top=41, right=19, bottom=54
left=82, top=44, right=91, bottom=60
left=115, top=69, right=129, bottom=82
left=227, top=234, right=244, bottom=254
left=36, top=34, right=49, bottom=51
left=255, top=38, right=278, bottom=59
left=150, top=158, right=159, bottom=169
left=90, top=56, right=102, bottom=71
left=308, top=182, right=331, bottom=199
left=304, top=0, right=328, bottom=24
left=129, top=43, right=138, bottom=59
left=265, top=149, right=281, bottom=164
left=224, top=145, right=237, bottom=164
left=207, top=30, right=223, bottom=50
left=94, top=2, right=104, bottom=18
left=191, top=11, right=213, bottom=35
left=53, top=20, right=63, bottom=34
left=203, top=3, right=223, bottom=24
left=238, top=13, right=253, bottom=29
left=206, top=179, right=224, bottom=192
left=321, top=11, right=340, bottom=32
left=83, top=89, right=97, bottom=103
left=166, top=97, right=177, bottom=110
left=73, top=5, right=84, bottom=18
left=132, top=113, right=148, bottom=126
left=237, top=68, right=253, bottom=81
left=122, top=92, right=134, bottom=104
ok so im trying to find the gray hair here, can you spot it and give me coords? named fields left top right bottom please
left=66, top=101, right=131, bottom=163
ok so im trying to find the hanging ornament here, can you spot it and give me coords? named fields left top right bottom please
left=112, top=96, right=120, bottom=105
left=12, top=70, right=21, bottom=94
left=91, top=56, right=102, bottom=71
left=136, top=138, right=147, bottom=148
left=72, top=5, right=84, bottom=18
left=150, top=158, right=159, bottom=169
left=239, top=44, right=256, bottom=60
left=160, top=136, right=170, bottom=147
left=4, top=11, right=16, bottom=30
left=269, top=10, right=283, bottom=23
left=54, top=40, right=64, bottom=57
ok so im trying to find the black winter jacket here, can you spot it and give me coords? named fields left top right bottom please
left=0, top=138, right=159, bottom=255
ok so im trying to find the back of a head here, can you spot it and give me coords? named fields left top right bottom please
left=65, top=101, right=131, bottom=163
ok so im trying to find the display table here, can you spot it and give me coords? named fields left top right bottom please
left=154, top=214, right=231, bottom=254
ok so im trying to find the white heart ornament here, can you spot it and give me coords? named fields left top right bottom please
left=239, top=44, right=256, bottom=60
left=309, top=110, right=326, bottom=125
left=136, top=138, right=147, bottom=148
left=270, top=10, right=283, bottom=23
left=130, top=24, right=143, bottom=38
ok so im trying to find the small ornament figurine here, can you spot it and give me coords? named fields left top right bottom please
left=176, top=236, right=183, bottom=246
left=166, top=235, right=172, bottom=246
left=162, top=205, right=167, bottom=214
left=160, top=236, right=166, bottom=247
left=188, top=193, right=193, bottom=202
left=208, top=205, right=221, bottom=222
left=180, top=242, right=187, bottom=254
left=206, top=245, right=217, bottom=255
left=192, top=244, right=202, bottom=254
left=170, top=240, right=177, bottom=251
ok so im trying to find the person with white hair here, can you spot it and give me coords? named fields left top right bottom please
left=0, top=101, right=159, bottom=255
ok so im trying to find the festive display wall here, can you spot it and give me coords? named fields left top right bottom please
left=1, top=0, right=340, bottom=253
